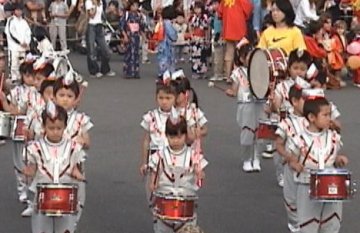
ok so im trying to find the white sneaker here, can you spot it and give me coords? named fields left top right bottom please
left=21, top=205, right=33, bottom=217
left=262, top=144, right=275, bottom=158
left=106, top=70, right=116, bottom=77
left=18, top=192, right=28, bottom=203
left=252, top=159, right=261, bottom=172
left=209, top=76, right=224, bottom=81
left=288, top=223, right=300, bottom=232
left=278, top=174, right=284, bottom=188
left=242, top=160, right=254, bottom=172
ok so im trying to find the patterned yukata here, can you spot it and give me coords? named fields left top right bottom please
left=26, top=137, right=85, bottom=233
left=119, top=11, right=146, bottom=78
left=288, top=128, right=343, bottom=233
left=189, top=14, right=209, bottom=76
left=148, top=145, right=208, bottom=233
left=156, top=19, right=177, bottom=78
left=275, top=113, right=308, bottom=232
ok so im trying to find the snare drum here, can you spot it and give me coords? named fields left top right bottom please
left=310, top=169, right=353, bottom=202
left=0, top=111, right=11, bottom=138
left=153, top=192, right=198, bottom=222
left=248, top=48, right=287, bottom=99
left=36, top=183, right=78, bottom=216
left=257, top=119, right=278, bottom=140
left=10, top=115, right=26, bottom=141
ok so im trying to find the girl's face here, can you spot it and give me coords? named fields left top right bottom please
left=271, top=3, right=285, bottom=24
left=289, top=61, right=308, bottom=78
left=309, top=105, right=331, bottom=131
left=44, top=118, right=65, bottom=143
left=314, top=28, right=324, bottom=41
left=54, top=88, right=77, bottom=111
left=43, top=86, right=54, bottom=102
left=336, top=26, right=345, bottom=36
left=156, top=90, right=176, bottom=112
left=194, top=6, right=202, bottom=15
left=167, top=133, right=186, bottom=151
left=34, top=74, right=46, bottom=90
left=323, top=19, right=332, bottom=31
left=292, top=97, right=305, bottom=114
left=176, top=91, right=188, bottom=106
left=22, top=73, right=35, bottom=86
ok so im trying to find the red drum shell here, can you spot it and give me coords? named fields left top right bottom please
left=153, top=194, right=196, bottom=222
left=37, top=183, right=78, bottom=216
left=257, top=120, right=278, bottom=140
left=310, top=169, right=351, bottom=201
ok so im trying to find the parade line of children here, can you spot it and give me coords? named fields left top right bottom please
left=0, top=16, right=93, bottom=230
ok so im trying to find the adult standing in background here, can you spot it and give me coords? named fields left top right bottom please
left=218, top=0, right=253, bottom=82
left=85, top=0, right=116, bottom=78
left=257, top=0, right=306, bottom=55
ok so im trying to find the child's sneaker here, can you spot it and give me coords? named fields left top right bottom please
left=21, top=203, right=33, bottom=217
left=242, top=160, right=254, bottom=172
left=278, top=173, right=284, bottom=187
left=252, top=159, right=261, bottom=172
left=262, top=144, right=275, bottom=158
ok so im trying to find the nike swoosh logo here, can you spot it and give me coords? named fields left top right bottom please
left=272, top=37, right=286, bottom=43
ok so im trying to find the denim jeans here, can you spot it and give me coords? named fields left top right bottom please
left=86, top=24, right=111, bottom=75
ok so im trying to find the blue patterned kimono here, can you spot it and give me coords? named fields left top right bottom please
left=156, top=19, right=178, bottom=78
left=119, top=11, right=146, bottom=78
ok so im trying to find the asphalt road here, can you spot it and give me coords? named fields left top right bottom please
left=0, top=52, right=359, bottom=233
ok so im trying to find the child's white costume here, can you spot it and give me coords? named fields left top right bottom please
left=26, top=137, right=85, bottom=233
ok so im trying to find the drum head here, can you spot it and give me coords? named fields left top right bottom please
left=248, top=49, right=270, bottom=99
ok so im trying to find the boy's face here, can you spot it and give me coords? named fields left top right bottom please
left=167, top=133, right=186, bottom=151
left=176, top=15, right=184, bottom=24
left=43, top=86, right=54, bottom=102
left=55, top=87, right=77, bottom=111
left=156, top=90, right=176, bottom=112
left=14, top=9, right=22, bottom=17
left=289, top=62, right=307, bottom=79
left=44, top=118, right=65, bottom=143
left=310, top=105, right=331, bottom=130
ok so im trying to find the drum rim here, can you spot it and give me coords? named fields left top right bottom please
left=258, top=119, right=279, bottom=124
left=248, top=48, right=270, bottom=100
left=153, top=213, right=196, bottom=222
left=38, top=209, right=78, bottom=216
left=153, top=192, right=198, bottom=200
left=36, top=183, right=79, bottom=189
left=310, top=168, right=351, bottom=175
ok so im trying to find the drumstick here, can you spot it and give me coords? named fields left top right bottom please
left=208, top=81, right=227, bottom=92
left=296, top=141, right=314, bottom=178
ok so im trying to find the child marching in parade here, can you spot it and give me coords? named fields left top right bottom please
left=225, top=39, right=264, bottom=172
left=23, top=102, right=86, bottom=233
left=148, top=110, right=208, bottom=233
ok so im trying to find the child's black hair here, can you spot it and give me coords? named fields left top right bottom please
left=288, top=49, right=312, bottom=69
left=41, top=104, right=68, bottom=126
left=53, top=76, right=80, bottom=98
left=305, top=20, right=323, bottom=36
left=272, top=0, right=295, bottom=27
left=39, top=79, right=55, bottom=96
left=34, top=63, right=55, bottom=78
left=303, top=97, right=330, bottom=121
left=175, top=77, right=199, bottom=107
left=19, top=61, right=34, bottom=84
left=234, top=44, right=253, bottom=67
left=156, top=80, right=178, bottom=96
left=193, top=1, right=205, bottom=13
left=165, top=116, right=187, bottom=136
left=288, top=85, right=303, bottom=105
left=162, top=6, right=176, bottom=20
